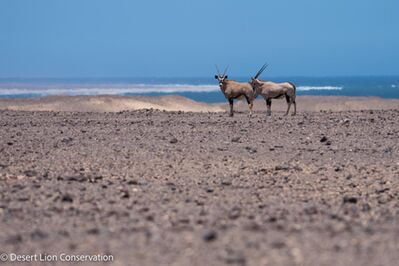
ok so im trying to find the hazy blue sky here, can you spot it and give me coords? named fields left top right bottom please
left=0, top=0, right=398, bottom=77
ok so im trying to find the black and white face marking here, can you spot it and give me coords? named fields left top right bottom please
left=215, top=75, right=228, bottom=87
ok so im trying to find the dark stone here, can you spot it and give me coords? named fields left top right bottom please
left=304, top=205, right=318, bottom=215
left=231, top=137, right=241, bottom=143
left=5, top=234, right=23, bottom=245
left=30, top=229, right=48, bottom=241
left=271, top=241, right=286, bottom=249
left=86, top=228, right=100, bottom=235
left=127, top=180, right=139, bottom=185
left=206, top=187, right=214, bottom=193
left=60, top=175, right=87, bottom=182
left=221, top=180, right=232, bottom=186
left=121, top=190, right=130, bottom=199
left=275, top=164, right=290, bottom=171
left=376, top=188, right=389, bottom=194
left=23, top=170, right=38, bottom=177
left=228, top=207, right=241, bottom=220
left=61, top=194, right=74, bottom=203
left=203, top=230, right=217, bottom=242
left=169, top=137, right=178, bottom=144
left=320, top=136, right=328, bottom=143
left=343, top=196, right=358, bottom=204
left=362, top=203, right=371, bottom=212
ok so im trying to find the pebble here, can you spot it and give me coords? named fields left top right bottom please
left=169, top=137, right=178, bottom=144
left=60, top=175, right=87, bottom=182
left=275, top=164, right=290, bottom=171
left=5, top=234, right=23, bottom=245
left=231, top=137, right=241, bottom=143
left=23, top=170, right=38, bottom=177
left=228, top=207, right=241, bottom=220
left=343, top=196, right=358, bottom=204
left=203, top=230, right=217, bottom=242
left=61, top=194, right=74, bottom=203
left=30, top=229, right=48, bottom=241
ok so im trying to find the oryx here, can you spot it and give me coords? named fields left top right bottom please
left=214, top=65, right=255, bottom=116
left=250, top=64, right=297, bottom=116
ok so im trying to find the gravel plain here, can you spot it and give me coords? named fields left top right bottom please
left=0, top=107, right=398, bottom=266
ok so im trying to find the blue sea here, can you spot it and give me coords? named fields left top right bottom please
left=0, top=76, right=398, bottom=103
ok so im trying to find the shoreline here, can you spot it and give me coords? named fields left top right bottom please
left=0, top=95, right=398, bottom=113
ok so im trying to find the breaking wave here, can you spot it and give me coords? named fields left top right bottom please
left=0, top=84, right=220, bottom=97
left=297, top=86, right=343, bottom=91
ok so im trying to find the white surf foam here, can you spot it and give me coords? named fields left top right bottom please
left=0, top=84, right=345, bottom=97
left=0, top=84, right=220, bottom=96
left=297, top=86, right=343, bottom=91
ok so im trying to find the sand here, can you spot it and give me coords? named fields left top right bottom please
left=0, top=95, right=398, bottom=113
left=0, top=96, right=398, bottom=266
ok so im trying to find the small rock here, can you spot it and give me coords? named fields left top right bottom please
left=23, top=170, right=38, bottom=177
left=219, top=249, right=246, bottom=265
left=206, top=187, right=214, bottom=193
left=334, top=166, right=342, bottom=172
left=245, top=147, right=257, bottom=154
left=271, top=240, right=286, bottom=249
left=30, top=229, right=48, bottom=241
left=121, top=190, right=130, bottom=199
left=86, top=228, right=100, bottom=235
left=231, top=137, right=241, bottom=143
left=5, top=234, right=22, bottom=245
left=169, top=137, right=178, bottom=144
left=376, top=188, right=389, bottom=194
left=221, top=180, right=232, bottom=186
left=203, top=230, right=217, bottom=242
left=304, top=206, right=318, bottom=215
left=320, top=136, right=328, bottom=143
left=343, top=196, right=358, bottom=204
left=61, top=137, right=73, bottom=144
left=275, top=164, right=290, bottom=171
left=127, top=180, right=139, bottom=185
left=362, top=203, right=371, bottom=212
left=60, top=175, right=87, bottom=182
left=228, top=207, right=241, bottom=220
left=61, top=194, right=74, bottom=203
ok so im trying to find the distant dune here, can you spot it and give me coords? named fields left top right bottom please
left=0, top=95, right=397, bottom=113
left=0, top=95, right=224, bottom=113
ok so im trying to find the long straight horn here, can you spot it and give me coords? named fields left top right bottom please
left=254, top=63, right=269, bottom=79
left=222, top=65, right=229, bottom=77
left=215, top=65, right=221, bottom=76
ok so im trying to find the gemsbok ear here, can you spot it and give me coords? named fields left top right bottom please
left=224, top=75, right=228, bottom=79
left=214, top=75, right=218, bottom=79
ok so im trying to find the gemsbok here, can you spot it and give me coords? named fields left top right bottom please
left=215, top=65, right=255, bottom=116
left=250, top=64, right=297, bottom=116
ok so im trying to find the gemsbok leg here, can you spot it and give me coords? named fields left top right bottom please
left=266, top=99, right=272, bottom=116
left=229, top=98, right=234, bottom=116
left=285, top=95, right=292, bottom=116
left=245, top=96, right=253, bottom=116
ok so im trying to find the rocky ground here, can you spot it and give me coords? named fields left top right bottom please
left=0, top=108, right=398, bottom=266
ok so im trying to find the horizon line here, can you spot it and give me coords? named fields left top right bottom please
left=0, top=74, right=399, bottom=80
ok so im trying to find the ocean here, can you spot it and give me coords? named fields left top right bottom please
left=0, top=76, right=398, bottom=103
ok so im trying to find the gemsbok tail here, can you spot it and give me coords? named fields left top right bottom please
left=288, top=82, right=296, bottom=93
